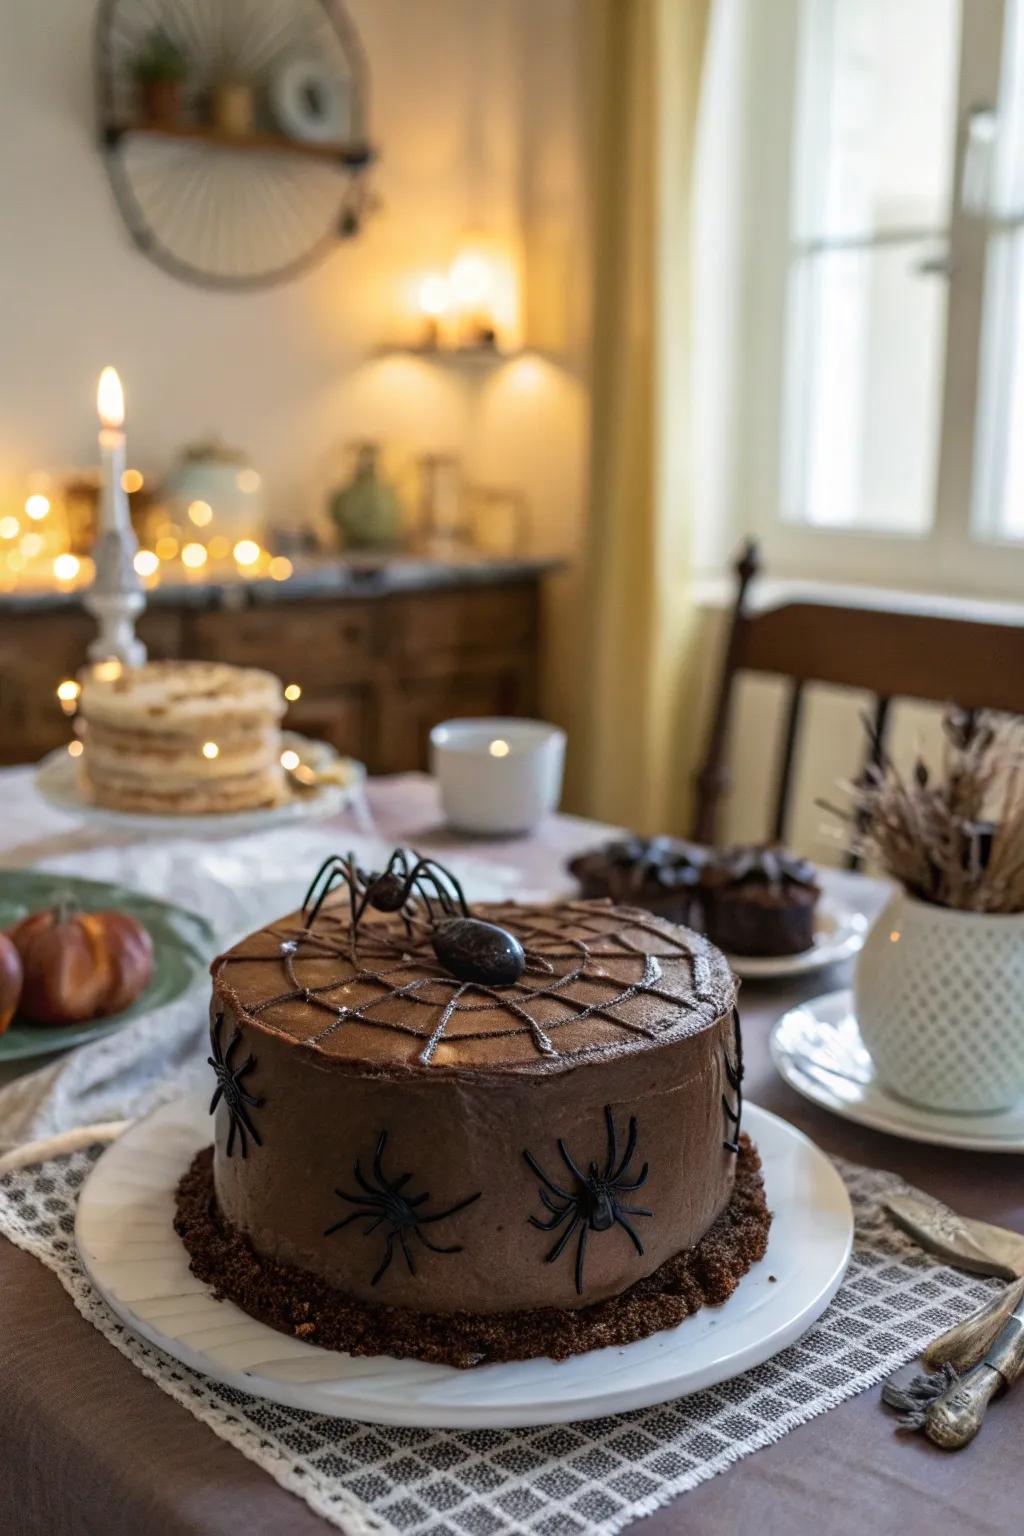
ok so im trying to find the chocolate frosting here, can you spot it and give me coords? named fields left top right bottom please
left=570, top=836, right=708, bottom=895
left=703, top=844, right=819, bottom=891
left=209, top=898, right=742, bottom=1315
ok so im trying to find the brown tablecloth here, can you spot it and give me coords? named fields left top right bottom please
left=1, top=777, right=1021, bottom=1535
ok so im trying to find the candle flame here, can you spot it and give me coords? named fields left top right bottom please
left=97, top=366, right=125, bottom=429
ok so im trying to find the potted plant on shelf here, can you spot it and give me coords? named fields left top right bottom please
left=825, top=710, right=1024, bottom=1114
left=131, top=29, right=189, bottom=127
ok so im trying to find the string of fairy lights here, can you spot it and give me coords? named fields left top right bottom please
left=56, top=671, right=306, bottom=772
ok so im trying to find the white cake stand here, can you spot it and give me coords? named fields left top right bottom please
left=35, top=734, right=368, bottom=839
left=75, top=1097, right=853, bottom=1429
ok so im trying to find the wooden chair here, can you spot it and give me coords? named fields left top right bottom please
left=691, top=542, right=1024, bottom=856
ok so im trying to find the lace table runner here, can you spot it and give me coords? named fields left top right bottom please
left=0, top=1145, right=993, bottom=1536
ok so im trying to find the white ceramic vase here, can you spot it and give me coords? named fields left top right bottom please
left=854, top=889, right=1024, bottom=1113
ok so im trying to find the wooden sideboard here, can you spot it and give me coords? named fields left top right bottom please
left=0, top=563, right=552, bottom=771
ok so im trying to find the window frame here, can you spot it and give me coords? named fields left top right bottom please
left=740, top=0, right=1024, bottom=600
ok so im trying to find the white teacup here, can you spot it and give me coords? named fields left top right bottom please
left=430, top=718, right=566, bottom=836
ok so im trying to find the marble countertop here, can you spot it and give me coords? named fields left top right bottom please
left=0, top=554, right=562, bottom=615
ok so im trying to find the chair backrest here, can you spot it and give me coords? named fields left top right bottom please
left=690, top=541, right=1024, bottom=850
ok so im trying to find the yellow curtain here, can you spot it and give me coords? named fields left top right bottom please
left=579, top=0, right=711, bottom=832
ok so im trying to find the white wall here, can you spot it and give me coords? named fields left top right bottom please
left=0, top=0, right=586, bottom=553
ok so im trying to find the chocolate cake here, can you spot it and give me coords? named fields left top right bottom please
left=178, top=852, right=769, bottom=1365
left=568, top=836, right=707, bottom=926
left=701, top=846, right=820, bottom=957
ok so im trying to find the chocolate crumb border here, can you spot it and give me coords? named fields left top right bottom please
left=173, top=1138, right=771, bottom=1369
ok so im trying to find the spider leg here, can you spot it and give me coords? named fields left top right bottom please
left=371, top=1233, right=395, bottom=1286
left=614, top=1212, right=646, bottom=1256
left=615, top=1203, right=653, bottom=1218
left=208, top=1080, right=223, bottom=1115
left=352, top=1162, right=380, bottom=1198
left=335, top=1184, right=381, bottom=1208
left=414, top=1229, right=463, bottom=1255
left=523, top=1149, right=574, bottom=1200
left=302, top=855, right=355, bottom=928
left=234, top=1099, right=262, bottom=1152
left=574, top=1222, right=589, bottom=1295
left=538, top=1187, right=563, bottom=1215
left=557, top=1139, right=587, bottom=1185
left=398, top=1228, right=416, bottom=1276
left=223, top=1028, right=243, bottom=1071
left=612, top=1162, right=649, bottom=1192
left=609, top=1116, right=639, bottom=1183
left=419, top=1190, right=481, bottom=1223
left=544, top=1211, right=582, bottom=1265
left=406, top=857, right=470, bottom=918
left=529, top=1202, right=573, bottom=1233
left=601, top=1104, right=618, bottom=1180
left=371, top=1131, right=389, bottom=1186
left=323, top=1209, right=373, bottom=1237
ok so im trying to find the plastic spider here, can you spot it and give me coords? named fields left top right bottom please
left=524, top=1105, right=652, bottom=1296
left=301, top=848, right=525, bottom=987
left=722, top=1006, right=744, bottom=1154
left=323, top=1130, right=482, bottom=1286
left=207, top=1012, right=263, bottom=1159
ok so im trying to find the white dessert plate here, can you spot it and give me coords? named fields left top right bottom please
left=771, top=988, right=1024, bottom=1153
left=726, top=897, right=868, bottom=980
left=35, top=733, right=366, bottom=840
left=76, top=1096, right=852, bottom=1429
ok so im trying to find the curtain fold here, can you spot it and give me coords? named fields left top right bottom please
left=579, top=0, right=711, bottom=832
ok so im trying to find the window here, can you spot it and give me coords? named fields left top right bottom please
left=742, top=0, right=1024, bottom=596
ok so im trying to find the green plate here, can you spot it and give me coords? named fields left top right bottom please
left=0, top=871, right=215, bottom=1061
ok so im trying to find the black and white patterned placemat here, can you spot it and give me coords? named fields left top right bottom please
left=0, top=1150, right=994, bottom=1536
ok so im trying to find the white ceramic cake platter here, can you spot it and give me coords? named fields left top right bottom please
left=771, top=989, right=1024, bottom=1153
left=34, top=733, right=367, bottom=840
left=76, top=1096, right=852, bottom=1429
left=726, top=898, right=868, bottom=980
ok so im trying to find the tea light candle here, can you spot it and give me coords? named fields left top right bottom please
left=430, top=718, right=565, bottom=835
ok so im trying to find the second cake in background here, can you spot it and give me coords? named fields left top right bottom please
left=77, top=660, right=286, bottom=815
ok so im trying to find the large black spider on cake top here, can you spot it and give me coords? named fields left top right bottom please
left=302, top=848, right=526, bottom=988
left=324, top=1130, right=482, bottom=1286
left=208, top=1013, right=263, bottom=1159
left=524, top=1105, right=653, bottom=1296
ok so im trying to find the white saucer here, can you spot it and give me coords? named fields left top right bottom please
left=727, top=898, right=867, bottom=980
left=35, top=733, right=366, bottom=840
left=75, top=1096, right=852, bottom=1428
left=771, top=989, right=1024, bottom=1153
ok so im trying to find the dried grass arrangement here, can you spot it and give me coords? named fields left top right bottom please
left=821, top=709, right=1024, bottom=914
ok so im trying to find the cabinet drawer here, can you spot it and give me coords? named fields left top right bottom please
left=390, top=586, right=536, bottom=660
left=187, top=602, right=376, bottom=687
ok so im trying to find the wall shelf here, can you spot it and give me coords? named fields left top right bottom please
left=103, top=122, right=374, bottom=169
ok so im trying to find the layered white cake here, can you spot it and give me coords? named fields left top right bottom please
left=77, top=660, right=286, bottom=814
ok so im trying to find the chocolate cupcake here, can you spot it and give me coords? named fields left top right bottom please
left=568, top=836, right=708, bottom=926
left=700, top=846, right=820, bottom=957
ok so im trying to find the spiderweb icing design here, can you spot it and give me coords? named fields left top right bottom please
left=214, top=900, right=736, bottom=1070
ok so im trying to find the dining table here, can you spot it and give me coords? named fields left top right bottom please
left=0, top=768, right=1020, bottom=1536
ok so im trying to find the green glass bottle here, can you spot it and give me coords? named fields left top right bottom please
left=329, top=443, right=403, bottom=551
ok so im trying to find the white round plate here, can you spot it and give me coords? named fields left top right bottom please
left=771, top=988, right=1024, bottom=1153
left=35, top=733, right=365, bottom=840
left=727, top=897, right=868, bottom=980
left=75, top=1096, right=852, bottom=1428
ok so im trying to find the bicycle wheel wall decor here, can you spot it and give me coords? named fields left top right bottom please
left=95, top=0, right=376, bottom=290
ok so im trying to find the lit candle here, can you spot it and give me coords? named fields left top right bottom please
left=86, top=366, right=146, bottom=665
left=97, top=367, right=131, bottom=545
